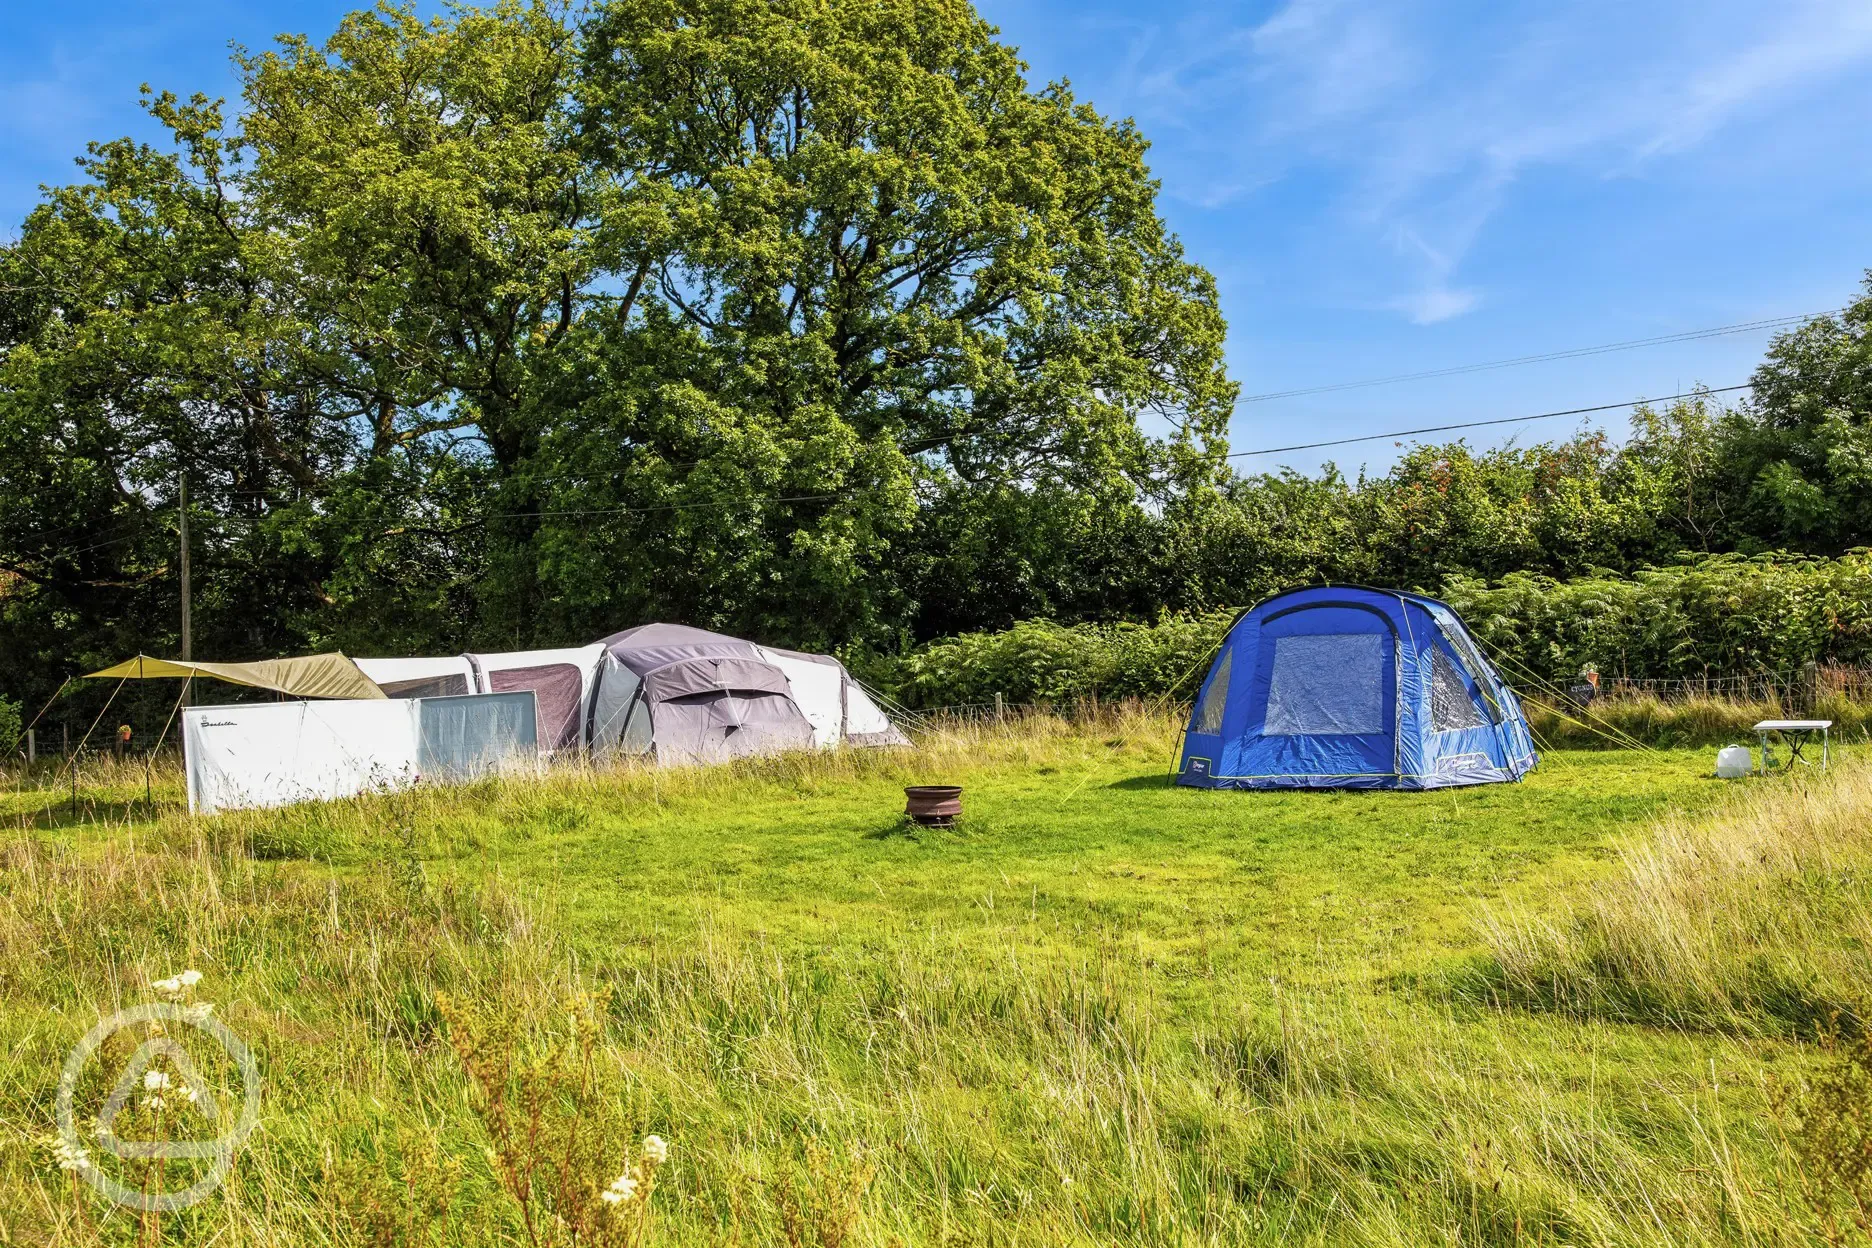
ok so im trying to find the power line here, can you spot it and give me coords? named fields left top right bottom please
left=1227, top=384, right=1748, bottom=460
left=18, top=387, right=1747, bottom=543
left=489, top=490, right=850, bottom=521
left=1238, top=312, right=1827, bottom=404
left=2, top=376, right=1758, bottom=557
left=204, top=490, right=858, bottom=524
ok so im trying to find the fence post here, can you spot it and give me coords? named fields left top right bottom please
left=994, top=692, right=1004, bottom=724
left=25, top=729, right=34, bottom=766
left=1801, top=661, right=1820, bottom=717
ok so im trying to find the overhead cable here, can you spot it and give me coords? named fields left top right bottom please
left=1240, top=312, right=1830, bottom=403
left=1226, top=384, right=1749, bottom=460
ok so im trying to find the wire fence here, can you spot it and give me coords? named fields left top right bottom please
left=890, top=662, right=1872, bottom=724
left=14, top=663, right=1872, bottom=770
left=1589, top=663, right=1872, bottom=713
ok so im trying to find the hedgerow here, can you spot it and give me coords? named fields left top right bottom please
left=863, top=552, right=1872, bottom=708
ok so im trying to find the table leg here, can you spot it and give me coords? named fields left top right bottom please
left=1757, top=731, right=1772, bottom=772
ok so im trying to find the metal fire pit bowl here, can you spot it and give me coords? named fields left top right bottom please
left=904, top=785, right=963, bottom=827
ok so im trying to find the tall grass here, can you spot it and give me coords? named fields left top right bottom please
left=0, top=710, right=1840, bottom=1245
left=1524, top=692, right=1872, bottom=749
left=1478, top=759, right=1872, bottom=1035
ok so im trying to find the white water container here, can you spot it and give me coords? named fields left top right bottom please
left=1715, top=744, right=1754, bottom=779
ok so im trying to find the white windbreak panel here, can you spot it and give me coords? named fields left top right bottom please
left=418, top=692, right=540, bottom=781
left=184, top=700, right=421, bottom=814
left=756, top=647, right=845, bottom=748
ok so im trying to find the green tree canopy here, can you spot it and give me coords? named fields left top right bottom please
left=1716, top=274, right=1872, bottom=550
left=0, top=0, right=1235, bottom=708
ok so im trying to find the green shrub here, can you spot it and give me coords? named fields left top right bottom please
left=1447, top=551, right=1872, bottom=684
left=867, top=552, right=1872, bottom=714
left=857, top=611, right=1236, bottom=709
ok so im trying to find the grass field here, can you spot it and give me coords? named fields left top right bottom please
left=2, top=709, right=1867, bottom=1246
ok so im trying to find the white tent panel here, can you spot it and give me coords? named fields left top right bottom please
left=587, top=652, right=645, bottom=757
left=757, top=647, right=846, bottom=749
left=355, top=655, right=476, bottom=699
left=184, top=700, right=421, bottom=815
left=472, top=644, right=608, bottom=676
left=471, top=645, right=607, bottom=753
left=845, top=684, right=908, bottom=745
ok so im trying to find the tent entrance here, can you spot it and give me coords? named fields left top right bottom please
left=1240, top=605, right=1398, bottom=781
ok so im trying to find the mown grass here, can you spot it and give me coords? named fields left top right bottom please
left=0, top=707, right=1861, bottom=1245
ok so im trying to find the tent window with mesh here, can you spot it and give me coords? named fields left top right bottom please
left=1193, top=650, right=1231, bottom=734
left=1430, top=646, right=1489, bottom=731
left=1265, top=634, right=1385, bottom=736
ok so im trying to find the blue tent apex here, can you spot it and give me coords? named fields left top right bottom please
left=1176, top=585, right=1537, bottom=790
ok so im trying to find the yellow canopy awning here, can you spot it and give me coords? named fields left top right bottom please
left=85, top=653, right=386, bottom=701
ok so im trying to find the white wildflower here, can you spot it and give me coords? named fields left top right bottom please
left=45, top=1135, right=91, bottom=1174
left=600, top=1172, right=639, bottom=1205
left=153, top=969, right=203, bottom=1001
left=641, top=1135, right=669, bottom=1166
left=144, top=1069, right=173, bottom=1111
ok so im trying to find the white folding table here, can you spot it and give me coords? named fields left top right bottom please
left=1752, top=719, right=1832, bottom=771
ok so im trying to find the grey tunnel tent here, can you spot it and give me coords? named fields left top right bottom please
left=591, top=624, right=908, bottom=765
left=357, top=625, right=907, bottom=766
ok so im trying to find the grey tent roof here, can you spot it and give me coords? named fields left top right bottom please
left=599, top=622, right=764, bottom=677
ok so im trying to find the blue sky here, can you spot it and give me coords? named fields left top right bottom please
left=5, top=0, right=1871, bottom=475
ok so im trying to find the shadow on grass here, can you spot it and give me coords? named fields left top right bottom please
left=864, top=818, right=923, bottom=841
left=3, top=798, right=177, bottom=833
left=863, top=816, right=990, bottom=843
left=1105, top=773, right=1177, bottom=791
left=1407, top=955, right=1866, bottom=1041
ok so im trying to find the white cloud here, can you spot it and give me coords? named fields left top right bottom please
left=1640, top=0, right=1872, bottom=157
left=1392, top=285, right=1481, bottom=325
left=1087, top=0, right=1872, bottom=324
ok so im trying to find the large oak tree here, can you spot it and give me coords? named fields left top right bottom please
left=0, top=0, right=1235, bottom=702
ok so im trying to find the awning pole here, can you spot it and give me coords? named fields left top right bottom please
left=70, top=676, right=128, bottom=823
left=145, top=677, right=193, bottom=816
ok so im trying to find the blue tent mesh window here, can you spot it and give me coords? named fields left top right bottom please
left=1193, top=649, right=1231, bottom=734
left=1430, top=646, right=1488, bottom=731
left=1265, top=634, right=1385, bottom=735
left=1439, top=624, right=1506, bottom=722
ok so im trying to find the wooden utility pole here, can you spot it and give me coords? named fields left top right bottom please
left=179, top=474, right=192, bottom=706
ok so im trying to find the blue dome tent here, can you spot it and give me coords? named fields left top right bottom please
left=1176, top=586, right=1536, bottom=790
